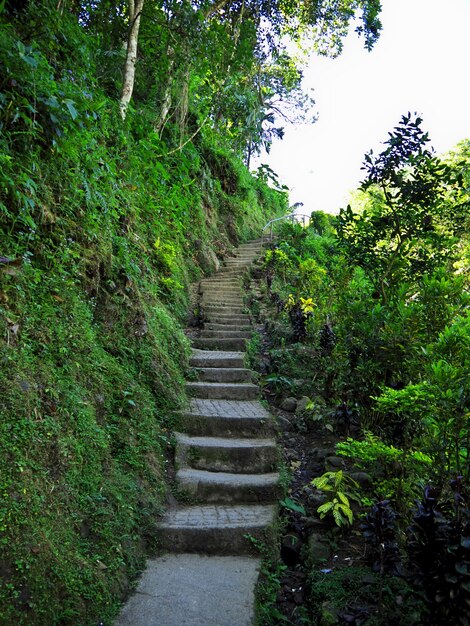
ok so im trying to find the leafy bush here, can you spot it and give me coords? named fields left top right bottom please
left=406, top=483, right=470, bottom=625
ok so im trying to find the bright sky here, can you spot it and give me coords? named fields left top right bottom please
left=257, top=0, right=470, bottom=214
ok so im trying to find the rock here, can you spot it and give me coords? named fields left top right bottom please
left=348, top=471, right=373, bottom=489
left=280, top=397, right=298, bottom=412
left=276, top=415, right=293, bottom=431
left=281, top=532, right=303, bottom=566
left=250, top=267, right=264, bottom=279
left=304, top=532, right=330, bottom=566
left=304, top=516, right=328, bottom=531
left=325, top=456, right=346, bottom=470
left=312, top=448, right=335, bottom=462
left=197, top=247, right=220, bottom=273
left=295, top=395, right=310, bottom=415
left=321, top=602, right=339, bottom=625
left=307, top=492, right=328, bottom=509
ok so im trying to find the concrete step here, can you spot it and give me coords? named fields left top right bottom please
left=180, top=399, right=275, bottom=438
left=186, top=381, right=258, bottom=400
left=192, top=337, right=247, bottom=351
left=216, top=269, right=248, bottom=276
left=223, top=262, right=251, bottom=267
left=175, top=433, right=278, bottom=473
left=202, top=299, right=244, bottom=306
left=176, top=468, right=280, bottom=503
left=158, top=504, right=276, bottom=554
left=200, top=329, right=252, bottom=339
left=201, top=291, right=243, bottom=298
left=196, top=367, right=252, bottom=383
left=201, top=274, right=241, bottom=280
left=114, top=554, right=262, bottom=625
left=204, top=314, right=250, bottom=324
left=203, top=305, right=246, bottom=315
left=205, top=323, right=252, bottom=331
left=201, top=295, right=243, bottom=301
left=200, top=280, right=241, bottom=286
left=190, top=349, right=245, bottom=368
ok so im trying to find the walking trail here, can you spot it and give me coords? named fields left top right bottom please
left=115, top=239, right=279, bottom=626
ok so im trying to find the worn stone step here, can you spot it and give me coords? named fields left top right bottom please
left=203, top=305, right=246, bottom=315
left=216, top=269, right=248, bottom=276
left=204, top=299, right=245, bottom=306
left=196, top=367, right=252, bottom=383
left=202, top=305, right=245, bottom=313
left=205, top=323, right=252, bottom=332
left=192, top=337, right=247, bottom=351
left=176, top=468, right=280, bottom=503
left=200, top=280, right=241, bottom=286
left=186, top=381, right=258, bottom=400
left=201, top=291, right=243, bottom=297
left=200, top=329, right=252, bottom=339
left=202, top=299, right=244, bottom=306
left=201, top=274, right=241, bottom=280
left=190, top=349, right=245, bottom=368
left=158, top=504, right=276, bottom=554
left=202, top=288, right=243, bottom=293
left=181, top=399, right=274, bottom=437
left=175, top=433, right=278, bottom=473
left=204, top=313, right=250, bottom=323
left=201, top=292, right=242, bottom=299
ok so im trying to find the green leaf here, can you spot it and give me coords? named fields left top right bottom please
left=64, top=99, right=79, bottom=121
left=333, top=509, right=344, bottom=526
left=279, top=497, right=306, bottom=515
left=338, top=504, right=353, bottom=524
left=317, top=502, right=333, bottom=516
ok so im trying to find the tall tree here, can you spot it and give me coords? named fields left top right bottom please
left=119, top=0, right=145, bottom=119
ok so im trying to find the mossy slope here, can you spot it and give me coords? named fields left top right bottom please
left=0, top=7, right=287, bottom=624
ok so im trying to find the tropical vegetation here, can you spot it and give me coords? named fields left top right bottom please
left=0, top=0, right=384, bottom=624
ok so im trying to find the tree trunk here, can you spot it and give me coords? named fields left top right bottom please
left=178, top=68, right=190, bottom=146
left=119, top=0, right=145, bottom=120
left=154, top=46, right=175, bottom=136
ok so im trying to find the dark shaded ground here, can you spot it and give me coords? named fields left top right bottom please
left=260, top=400, right=421, bottom=626
left=269, top=404, right=359, bottom=624
left=260, top=398, right=392, bottom=626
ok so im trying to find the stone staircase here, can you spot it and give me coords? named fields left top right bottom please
left=159, top=238, right=279, bottom=553
left=115, top=240, right=279, bottom=626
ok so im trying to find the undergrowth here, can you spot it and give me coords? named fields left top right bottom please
left=0, top=5, right=287, bottom=624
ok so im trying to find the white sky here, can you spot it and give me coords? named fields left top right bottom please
left=256, top=0, right=470, bottom=214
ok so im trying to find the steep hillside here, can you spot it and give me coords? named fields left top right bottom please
left=0, top=6, right=287, bottom=625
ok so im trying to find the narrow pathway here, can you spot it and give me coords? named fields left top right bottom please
left=115, top=240, right=279, bottom=626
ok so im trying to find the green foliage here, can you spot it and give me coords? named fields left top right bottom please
left=336, top=433, right=432, bottom=508
left=407, top=483, right=470, bottom=625
left=309, top=566, right=423, bottom=626
left=337, top=114, right=466, bottom=302
left=361, top=500, right=402, bottom=575
left=311, top=471, right=359, bottom=526
left=280, top=497, right=306, bottom=516
left=248, top=115, right=470, bottom=623
left=0, top=6, right=288, bottom=624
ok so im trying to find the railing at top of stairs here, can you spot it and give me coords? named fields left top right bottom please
left=261, top=212, right=312, bottom=244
